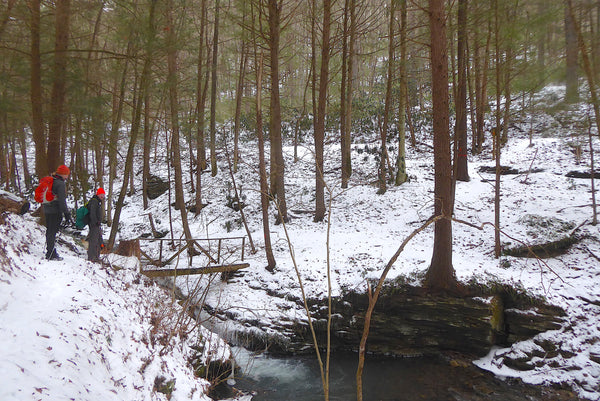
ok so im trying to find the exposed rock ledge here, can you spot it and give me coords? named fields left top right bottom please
left=218, top=283, right=565, bottom=359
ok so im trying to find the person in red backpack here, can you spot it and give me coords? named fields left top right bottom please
left=87, top=187, right=105, bottom=262
left=44, top=165, right=71, bottom=261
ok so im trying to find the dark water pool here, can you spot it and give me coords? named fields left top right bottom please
left=226, top=349, right=574, bottom=401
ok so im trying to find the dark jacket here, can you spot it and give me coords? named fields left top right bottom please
left=43, top=174, right=68, bottom=215
left=87, top=195, right=103, bottom=227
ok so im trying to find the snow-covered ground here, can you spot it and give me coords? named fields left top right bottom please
left=0, top=212, right=248, bottom=401
left=1, top=86, right=600, bottom=399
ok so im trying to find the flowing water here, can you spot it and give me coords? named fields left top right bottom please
left=225, top=348, right=572, bottom=401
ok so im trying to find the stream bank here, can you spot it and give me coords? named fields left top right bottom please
left=199, top=280, right=579, bottom=398
left=216, top=282, right=565, bottom=359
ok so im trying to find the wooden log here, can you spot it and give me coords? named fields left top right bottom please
left=0, top=191, right=30, bottom=215
left=141, top=263, right=249, bottom=277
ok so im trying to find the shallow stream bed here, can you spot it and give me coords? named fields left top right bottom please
left=224, top=348, right=576, bottom=401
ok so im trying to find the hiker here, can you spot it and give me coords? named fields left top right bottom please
left=87, top=187, right=105, bottom=262
left=43, top=165, right=71, bottom=261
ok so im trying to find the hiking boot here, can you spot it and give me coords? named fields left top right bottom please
left=46, top=252, right=63, bottom=261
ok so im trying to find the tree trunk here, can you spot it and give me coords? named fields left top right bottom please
left=568, top=1, right=600, bottom=140
left=195, top=0, right=208, bottom=213
left=455, top=0, right=470, bottom=182
left=106, top=52, right=130, bottom=227
left=18, top=130, right=31, bottom=190
left=493, top=0, right=502, bottom=258
left=166, top=0, right=193, bottom=242
left=209, top=0, right=220, bottom=177
left=233, top=39, right=248, bottom=173
left=340, top=0, right=355, bottom=189
left=314, top=0, right=332, bottom=223
left=108, top=74, right=144, bottom=250
left=142, top=2, right=157, bottom=211
left=395, top=0, right=408, bottom=186
left=379, top=0, right=396, bottom=195
left=340, top=0, right=349, bottom=189
left=29, top=0, right=46, bottom=177
left=268, top=0, right=288, bottom=224
left=565, top=2, right=579, bottom=103
left=252, top=8, right=275, bottom=271
left=47, top=0, right=70, bottom=174
left=424, top=0, right=456, bottom=291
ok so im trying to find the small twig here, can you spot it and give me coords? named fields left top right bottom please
left=582, top=244, right=600, bottom=262
left=520, top=147, right=539, bottom=184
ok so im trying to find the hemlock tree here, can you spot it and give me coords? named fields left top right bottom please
left=424, top=0, right=457, bottom=291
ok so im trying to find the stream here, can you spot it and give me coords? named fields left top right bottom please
left=222, top=347, right=573, bottom=401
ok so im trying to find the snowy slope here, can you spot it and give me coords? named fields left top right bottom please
left=0, top=212, right=245, bottom=401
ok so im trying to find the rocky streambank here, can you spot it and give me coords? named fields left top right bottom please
left=203, top=281, right=583, bottom=399
left=221, top=283, right=565, bottom=358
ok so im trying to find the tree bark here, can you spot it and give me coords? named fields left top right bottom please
left=378, top=0, right=396, bottom=195
left=455, top=0, right=469, bottom=182
left=166, top=0, right=193, bottom=242
left=314, top=0, right=332, bottom=223
left=340, top=0, right=355, bottom=189
left=142, top=1, right=157, bottom=210
left=424, top=0, right=456, bottom=291
left=47, top=0, right=71, bottom=174
left=395, top=0, right=408, bottom=186
left=209, top=0, right=220, bottom=176
left=268, top=0, right=288, bottom=224
left=195, top=0, right=208, bottom=213
left=234, top=39, right=248, bottom=173
left=567, top=1, right=600, bottom=140
left=257, top=56, right=276, bottom=270
left=108, top=74, right=144, bottom=250
left=106, top=49, right=131, bottom=227
left=565, top=2, right=579, bottom=103
left=29, top=0, right=46, bottom=177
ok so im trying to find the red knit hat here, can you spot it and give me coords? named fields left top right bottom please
left=97, top=187, right=105, bottom=196
left=56, top=165, right=70, bottom=176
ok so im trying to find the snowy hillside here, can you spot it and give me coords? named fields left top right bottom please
left=1, top=86, right=600, bottom=400
left=0, top=212, right=245, bottom=401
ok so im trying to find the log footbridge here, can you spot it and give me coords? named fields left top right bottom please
left=137, top=236, right=249, bottom=277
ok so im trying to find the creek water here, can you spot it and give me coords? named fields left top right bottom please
left=224, top=347, right=566, bottom=401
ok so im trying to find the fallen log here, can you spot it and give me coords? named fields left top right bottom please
left=0, top=191, right=30, bottom=215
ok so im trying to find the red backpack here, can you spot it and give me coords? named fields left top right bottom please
left=34, top=176, right=55, bottom=203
